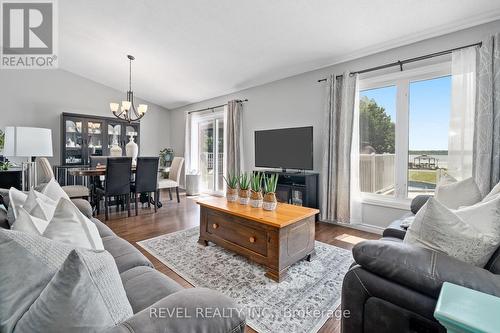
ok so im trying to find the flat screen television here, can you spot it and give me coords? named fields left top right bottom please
left=254, top=126, right=313, bottom=170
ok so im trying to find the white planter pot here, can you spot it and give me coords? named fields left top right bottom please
left=186, top=174, right=201, bottom=196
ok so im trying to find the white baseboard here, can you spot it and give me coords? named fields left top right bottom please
left=319, top=220, right=384, bottom=235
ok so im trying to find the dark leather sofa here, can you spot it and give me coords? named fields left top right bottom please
left=341, top=195, right=500, bottom=333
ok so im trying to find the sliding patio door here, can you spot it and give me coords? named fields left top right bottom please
left=190, top=107, right=225, bottom=194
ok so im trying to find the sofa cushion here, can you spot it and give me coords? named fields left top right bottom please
left=16, top=249, right=133, bottom=333
left=120, top=266, right=183, bottom=313
left=102, top=236, right=153, bottom=273
left=410, top=195, right=432, bottom=214
left=382, top=214, right=413, bottom=240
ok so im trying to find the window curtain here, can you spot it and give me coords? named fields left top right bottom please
left=320, top=72, right=359, bottom=223
left=473, top=33, right=500, bottom=196
left=448, top=46, right=477, bottom=180
left=225, top=100, right=243, bottom=177
left=184, top=112, right=194, bottom=174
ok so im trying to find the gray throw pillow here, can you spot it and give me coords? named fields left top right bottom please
left=16, top=249, right=133, bottom=333
left=0, top=229, right=132, bottom=333
left=0, top=229, right=72, bottom=332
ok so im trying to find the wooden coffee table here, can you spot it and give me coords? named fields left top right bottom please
left=197, top=196, right=319, bottom=282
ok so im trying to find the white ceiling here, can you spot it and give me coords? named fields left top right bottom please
left=59, top=0, right=500, bottom=109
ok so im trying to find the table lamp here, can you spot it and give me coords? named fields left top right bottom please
left=3, top=127, right=53, bottom=190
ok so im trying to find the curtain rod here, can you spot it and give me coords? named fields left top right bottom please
left=187, top=99, right=248, bottom=114
left=317, top=41, right=482, bottom=82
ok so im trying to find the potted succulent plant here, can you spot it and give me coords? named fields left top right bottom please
left=238, top=172, right=251, bottom=205
left=223, top=173, right=239, bottom=202
left=262, top=173, right=278, bottom=211
left=0, top=161, right=12, bottom=171
left=250, top=172, right=263, bottom=208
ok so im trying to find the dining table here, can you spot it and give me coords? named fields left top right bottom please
left=68, top=165, right=162, bottom=211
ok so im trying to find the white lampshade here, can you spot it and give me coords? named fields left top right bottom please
left=122, top=101, right=132, bottom=111
left=109, top=102, right=119, bottom=112
left=138, top=104, right=148, bottom=114
left=3, top=127, right=53, bottom=157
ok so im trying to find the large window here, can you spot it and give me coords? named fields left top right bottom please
left=408, top=76, right=452, bottom=198
left=359, top=63, right=464, bottom=201
left=359, top=86, right=396, bottom=196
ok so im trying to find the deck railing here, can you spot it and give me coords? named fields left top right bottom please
left=201, top=152, right=224, bottom=172
left=360, top=153, right=395, bottom=194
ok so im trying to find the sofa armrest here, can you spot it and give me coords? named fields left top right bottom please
left=410, top=195, right=432, bottom=214
left=71, top=198, right=93, bottom=218
left=106, top=288, right=245, bottom=333
left=353, top=240, right=500, bottom=299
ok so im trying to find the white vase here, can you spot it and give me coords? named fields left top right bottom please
left=125, top=135, right=138, bottom=164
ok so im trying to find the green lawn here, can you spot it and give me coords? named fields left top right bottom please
left=408, top=170, right=438, bottom=184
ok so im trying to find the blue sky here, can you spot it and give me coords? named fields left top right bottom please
left=361, top=75, right=451, bottom=151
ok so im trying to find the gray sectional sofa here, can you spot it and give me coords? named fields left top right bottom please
left=0, top=190, right=245, bottom=333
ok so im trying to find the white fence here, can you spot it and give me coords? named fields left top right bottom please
left=360, top=154, right=395, bottom=194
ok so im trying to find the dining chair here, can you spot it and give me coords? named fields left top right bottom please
left=158, top=157, right=184, bottom=203
left=131, top=157, right=159, bottom=215
left=96, top=157, right=132, bottom=221
left=37, top=157, right=89, bottom=199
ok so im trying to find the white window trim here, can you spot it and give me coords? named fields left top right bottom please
left=358, top=61, right=451, bottom=206
left=190, top=108, right=225, bottom=196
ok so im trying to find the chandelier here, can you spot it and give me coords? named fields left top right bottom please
left=110, top=55, right=147, bottom=123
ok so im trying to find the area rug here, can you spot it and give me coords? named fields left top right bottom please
left=137, top=227, right=353, bottom=333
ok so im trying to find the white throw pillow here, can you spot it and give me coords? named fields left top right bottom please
left=42, top=198, right=104, bottom=250
left=22, top=189, right=57, bottom=221
left=11, top=207, right=50, bottom=235
left=8, top=187, right=27, bottom=222
left=404, top=198, right=500, bottom=267
left=435, top=177, right=482, bottom=209
left=42, top=178, right=70, bottom=202
left=455, top=194, right=500, bottom=235
left=482, top=181, right=500, bottom=203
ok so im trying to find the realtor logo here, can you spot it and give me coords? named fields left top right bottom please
left=1, top=0, right=58, bottom=69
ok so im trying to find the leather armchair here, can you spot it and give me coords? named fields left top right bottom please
left=341, top=195, right=500, bottom=333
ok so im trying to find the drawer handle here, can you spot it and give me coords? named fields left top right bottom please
left=212, top=223, right=219, bottom=229
left=249, top=236, right=256, bottom=243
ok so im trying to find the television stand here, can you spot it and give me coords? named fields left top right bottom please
left=280, top=168, right=305, bottom=174
left=259, top=170, right=319, bottom=210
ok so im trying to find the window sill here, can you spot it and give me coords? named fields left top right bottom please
left=361, top=195, right=411, bottom=210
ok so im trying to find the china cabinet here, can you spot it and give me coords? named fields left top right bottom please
left=61, top=113, right=140, bottom=166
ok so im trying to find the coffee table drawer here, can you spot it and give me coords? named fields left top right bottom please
left=207, top=212, right=268, bottom=256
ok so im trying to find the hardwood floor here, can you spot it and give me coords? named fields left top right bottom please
left=101, top=190, right=380, bottom=333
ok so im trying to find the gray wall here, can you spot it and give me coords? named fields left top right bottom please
left=169, top=20, right=500, bottom=231
left=0, top=69, right=171, bottom=165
